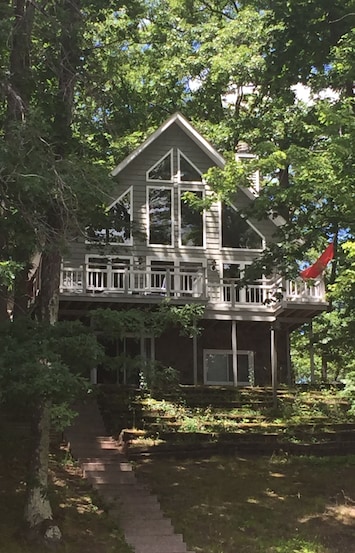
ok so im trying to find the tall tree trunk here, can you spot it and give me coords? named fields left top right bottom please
left=24, top=402, right=53, bottom=530
left=23, top=0, right=83, bottom=536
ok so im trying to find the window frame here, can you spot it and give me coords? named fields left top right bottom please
left=146, top=149, right=174, bottom=183
left=146, top=185, right=174, bottom=247
left=177, top=149, right=203, bottom=183
left=203, top=349, right=255, bottom=386
left=178, top=186, right=205, bottom=249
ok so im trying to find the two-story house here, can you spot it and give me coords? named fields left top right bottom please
left=59, top=113, right=327, bottom=387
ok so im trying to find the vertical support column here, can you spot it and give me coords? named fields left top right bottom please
left=123, top=337, right=127, bottom=385
left=193, top=329, right=198, bottom=385
left=232, top=320, right=238, bottom=387
left=286, top=329, right=292, bottom=385
left=309, top=321, right=315, bottom=384
left=151, top=336, right=155, bottom=364
left=271, top=324, right=278, bottom=408
left=90, top=367, right=97, bottom=385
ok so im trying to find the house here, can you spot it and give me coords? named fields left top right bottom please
left=59, top=113, right=327, bottom=387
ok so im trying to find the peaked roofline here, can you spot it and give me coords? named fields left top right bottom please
left=111, top=112, right=226, bottom=177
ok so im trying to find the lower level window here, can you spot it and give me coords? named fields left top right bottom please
left=204, top=349, right=254, bottom=386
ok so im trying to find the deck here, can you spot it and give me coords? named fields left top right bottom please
left=60, top=264, right=327, bottom=322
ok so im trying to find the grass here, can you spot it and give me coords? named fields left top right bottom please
left=134, top=453, right=355, bottom=553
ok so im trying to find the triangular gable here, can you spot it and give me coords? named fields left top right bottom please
left=110, top=112, right=284, bottom=229
left=111, top=112, right=225, bottom=177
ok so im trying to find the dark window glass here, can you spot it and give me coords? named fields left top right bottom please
left=86, top=190, right=131, bottom=244
left=180, top=155, right=202, bottom=182
left=222, top=204, right=262, bottom=249
left=148, top=153, right=172, bottom=181
left=149, top=188, right=172, bottom=245
left=180, top=190, right=203, bottom=246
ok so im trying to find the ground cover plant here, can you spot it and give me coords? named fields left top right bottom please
left=134, top=454, right=355, bottom=553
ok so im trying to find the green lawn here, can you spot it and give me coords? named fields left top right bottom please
left=134, top=453, right=355, bottom=553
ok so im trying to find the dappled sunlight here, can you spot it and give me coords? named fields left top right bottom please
left=264, top=488, right=286, bottom=501
left=269, top=471, right=286, bottom=478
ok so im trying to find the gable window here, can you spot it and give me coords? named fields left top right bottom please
left=178, top=150, right=202, bottom=182
left=86, top=188, right=132, bottom=245
left=148, top=187, right=173, bottom=245
left=179, top=190, right=204, bottom=247
left=147, top=150, right=173, bottom=182
left=221, top=203, right=263, bottom=249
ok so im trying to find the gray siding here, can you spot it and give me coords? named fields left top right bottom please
left=62, top=122, right=280, bottom=277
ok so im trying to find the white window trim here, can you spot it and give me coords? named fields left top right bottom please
left=85, top=254, right=133, bottom=266
left=178, top=186, right=206, bottom=249
left=203, top=349, right=254, bottom=386
left=85, top=186, right=133, bottom=246
left=146, top=149, right=174, bottom=183
left=146, top=185, right=174, bottom=247
left=219, top=201, right=265, bottom=251
left=177, top=149, right=203, bottom=183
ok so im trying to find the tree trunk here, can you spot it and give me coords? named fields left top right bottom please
left=24, top=402, right=53, bottom=528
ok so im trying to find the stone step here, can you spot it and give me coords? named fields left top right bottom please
left=112, top=502, right=164, bottom=516
left=98, top=490, right=160, bottom=507
left=109, top=508, right=165, bottom=521
left=81, top=460, right=130, bottom=471
left=126, top=534, right=186, bottom=553
left=120, top=517, right=174, bottom=535
left=86, top=471, right=137, bottom=485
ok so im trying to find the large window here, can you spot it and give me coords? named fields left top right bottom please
left=86, top=188, right=132, bottom=245
left=204, top=350, right=254, bottom=386
left=222, top=203, right=263, bottom=249
left=179, top=190, right=204, bottom=247
left=148, top=187, right=173, bottom=245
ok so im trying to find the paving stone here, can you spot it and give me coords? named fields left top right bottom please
left=83, top=469, right=137, bottom=485
left=109, top=508, right=165, bottom=521
left=125, top=534, right=186, bottom=553
left=120, top=517, right=174, bottom=534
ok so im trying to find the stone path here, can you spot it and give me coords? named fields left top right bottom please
left=65, top=398, right=195, bottom=553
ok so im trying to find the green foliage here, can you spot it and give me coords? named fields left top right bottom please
left=91, top=302, right=205, bottom=340
left=0, top=318, right=103, bottom=407
left=141, top=362, right=179, bottom=392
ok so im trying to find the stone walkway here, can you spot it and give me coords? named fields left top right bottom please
left=65, top=398, right=195, bottom=553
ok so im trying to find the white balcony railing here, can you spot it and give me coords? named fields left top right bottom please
left=60, top=265, right=206, bottom=299
left=60, top=265, right=326, bottom=307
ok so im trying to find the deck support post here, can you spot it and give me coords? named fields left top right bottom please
left=309, top=321, right=315, bottom=384
left=232, top=320, right=238, bottom=387
left=286, top=330, right=292, bottom=385
left=193, top=325, right=198, bottom=385
left=271, top=323, right=278, bottom=408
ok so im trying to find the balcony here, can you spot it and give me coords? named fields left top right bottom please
left=60, top=263, right=326, bottom=311
left=60, top=264, right=206, bottom=299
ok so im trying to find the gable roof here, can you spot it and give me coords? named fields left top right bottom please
left=111, top=112, right=225, bottom=177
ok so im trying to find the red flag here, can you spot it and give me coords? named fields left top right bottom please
left=300, top=242, right=334, bottom=280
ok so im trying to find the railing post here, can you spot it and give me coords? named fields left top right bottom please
left=232, top=282, right=236, bottom=306
left=82, top=263, right=87, bottom=293
left=59, top=262, right=64, bottom=292
left=165, top=269, right=171, bottom=296
left=107, top=259, right=112, bottom=291
left=124, top=268, right=129, bottom=294
left=202, top=267, right=207, bottom=299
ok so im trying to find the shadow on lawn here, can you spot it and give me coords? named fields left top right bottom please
left=134, top=454, right=355, bottom=553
